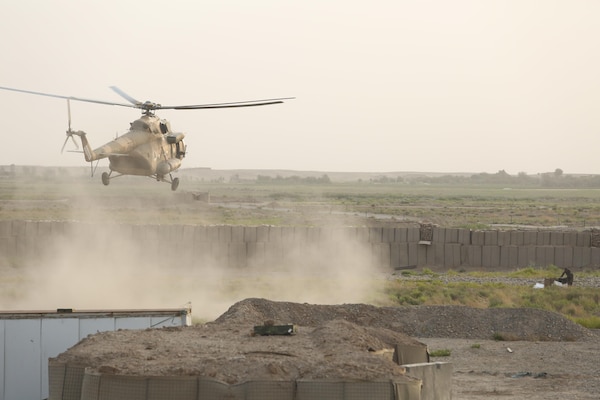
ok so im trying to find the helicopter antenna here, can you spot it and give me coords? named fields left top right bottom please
left=61, top=99, right=79, bottom=153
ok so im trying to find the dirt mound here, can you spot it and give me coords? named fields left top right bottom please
left=217, top=298, right=593, bottom=342
left=54, top=316, right=419, bottom=383
left=52, top=299, right=593, bottom=384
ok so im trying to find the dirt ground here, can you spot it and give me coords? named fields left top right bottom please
left=54, top=298, right=600, bottom=400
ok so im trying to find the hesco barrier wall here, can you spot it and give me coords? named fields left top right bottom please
left=48, top=362, right=425, bottom=400
left=1, top=220, right=599, bottom=270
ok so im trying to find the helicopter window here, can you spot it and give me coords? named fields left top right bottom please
left=159, top=122, right=168, bottom=134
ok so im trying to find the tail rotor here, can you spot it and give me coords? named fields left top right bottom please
left=61, top=99, right=79, bottom=153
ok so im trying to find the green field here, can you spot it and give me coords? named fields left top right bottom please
left=2, top=168, right=600, bottom=229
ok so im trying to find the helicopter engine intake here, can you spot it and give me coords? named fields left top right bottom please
left=157, top=158, right=182, bottom=176
left=166, top=132, right=185, bottom=144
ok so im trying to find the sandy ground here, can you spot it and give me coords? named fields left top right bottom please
left=422, top=336, right=600, bottom=400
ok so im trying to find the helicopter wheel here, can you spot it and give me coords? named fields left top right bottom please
left=171, top=177, right=180, bottom=191
left=101, top=172, right=110, bottom=186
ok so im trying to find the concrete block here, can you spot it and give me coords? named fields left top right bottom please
left=563, top=246, right=573, bottom=268
left=305, top=227, right=320, bottom=243
left=484, top=231, right=498, bottom=246
left=243, top=226, right=257, bottom=243
left=538, top=231, right=551, bottom=246
left=256, top=226, right=269, bottom=242
left=217, top=226, right=232, bottom=243
left=355, top=227, right=369, bottom=243
left=394, top=228, right=408, bottom=243
left=432, top=228, right=446, bottom=243
left=228, top=243, right=247, bottom=268
left=143, top=224, right=160, bottom=244
left=510, top=231, right=523, bottom=246
left=535, top=246, right=555, bottom=267
left=482, top=245, right=500, bottom=268
left=554, top=247, right=571, bottom=268
left=576, top=232, right=591, bottom=247
left=408, top=243, right=419, bottom=265
left=0, top=220, right=11, bottom=237
left=500, top=246, right=510, bottom=268
left=445, top=228, right=459, bottom=244
left=206, top=226, right=219, bottom=242
left=507, top=246, right=519, bottom=268
left=417, top=244, right=428, bottom=266
left=426, top=244, right=436, bottom=266
left=403, top=362, right=452, bottom=400
left=264, top=243, right=282, bottom=267
left=458, top=229, right=471, bottom=245
left=281, top=227, right=295, bottom=244
left=211, top=242, right=229, bottom=266
left=293, top=227, right=308, bottom=244
left=550, top=232, right=564, bottom=246
left=444, top=244, right=461, bottom=268
left=192, top=241, right=212, bottom=264
left=407, top=227, right=420, bottom=242
left=572, top=247, right=590, bottom=267
left=563, top=232, right=578, bottom=247
left=524, top=231, right=538, bottom=245
left=497, top=231, right=511, bottom=246
left=392, top=242, right=409, bottom=267
left=510, top=230, right=524, bottom=246
left=369, top=227, right=383, bottom=243
left=0, top=237, right=16, bottom=260
left=462, top=246, right=482, bottom=267
left=319, top=227, right=333, bottom=242
left=381, top=227, right=394, bottom=243
left=267, top=227, right=282, bottom=243
left=517, top=246, right=535, bottom=267
left=471, top=231, right=485, bottom=246
left=231, top=226, right=244, bottom=243
left=247, top=242, right=265, bottom=268
left=372, top=243, right=390, bottom=268
left=592, top=248, right=600, bottom=267
left=11, top=220, right=26, bottom=237
left=193, top=226, right=208, bottom=242
left=434, top=243, right=445, bottom=266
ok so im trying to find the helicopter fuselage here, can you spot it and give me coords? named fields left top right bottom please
left=82, top=114, right=186, bottom=178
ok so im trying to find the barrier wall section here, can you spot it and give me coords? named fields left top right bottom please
left=1, top=221, right=599, bottom=270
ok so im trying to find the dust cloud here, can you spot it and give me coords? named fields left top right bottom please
left=2, top=189, right=383, bottom=322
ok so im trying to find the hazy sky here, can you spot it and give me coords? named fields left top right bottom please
left=1, top=1, right=599, bottom=174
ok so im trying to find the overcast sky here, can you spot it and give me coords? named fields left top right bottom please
left=1, top=1, right=599, bottom=174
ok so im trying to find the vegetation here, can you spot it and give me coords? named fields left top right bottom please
left=429, top=349, right=452, bottom=357
left=2, top=166, right=600, bottom=228
left=382, top=267, right=600, bottom=328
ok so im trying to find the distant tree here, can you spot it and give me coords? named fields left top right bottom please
left=554, top=168, right=564, bottom=177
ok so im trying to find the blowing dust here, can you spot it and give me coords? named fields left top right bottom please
left=2, top=192, right=382, bottom=321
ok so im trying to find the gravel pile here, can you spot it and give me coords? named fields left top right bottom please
left=216, top=298, right=594, bottom=342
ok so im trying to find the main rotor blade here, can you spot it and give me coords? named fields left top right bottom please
left=165, top=97, right=295, bottom=110
left=0, top=86, right=137, bottom=109
left=109, top=86, right=142, bottom=106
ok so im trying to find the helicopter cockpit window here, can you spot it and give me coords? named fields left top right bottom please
left=159, top=122, right=169, bottom=134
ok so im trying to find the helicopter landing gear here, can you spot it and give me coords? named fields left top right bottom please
left=101, top=172, right=110, bottom=186
left=171, top=177, right=180, bottom=191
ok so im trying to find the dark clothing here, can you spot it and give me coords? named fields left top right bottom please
left=558, top=268, right=574, bottom=286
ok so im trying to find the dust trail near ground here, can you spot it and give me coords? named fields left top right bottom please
left=1, top=192, right=382, bottom=320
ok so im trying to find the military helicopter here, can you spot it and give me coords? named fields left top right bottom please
left=0, top=86, right=292, bottom=190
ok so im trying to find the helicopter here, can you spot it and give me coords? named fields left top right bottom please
left=0, top=86, right=292, bottom=190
